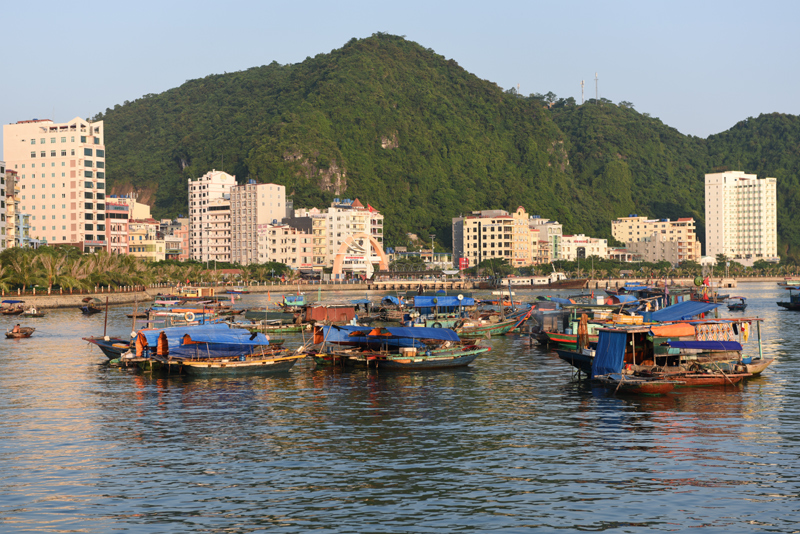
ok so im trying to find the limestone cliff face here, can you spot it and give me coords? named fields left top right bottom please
left=283, top=151, right=347, bottom=196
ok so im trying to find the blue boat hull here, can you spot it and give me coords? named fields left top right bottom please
left=555, top=349, right=593, bottom=374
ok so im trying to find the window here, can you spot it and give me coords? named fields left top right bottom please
left=70, top=136, right=75, bottom=142
left=84, top=171, right=93, bottom=178
left=85, top=192, right=93, bottom=199
left=85, top=234, right=94, bottom=241
left=97, top=212, right=105, bottom=219
left=51, top=138, right=56, bottom=144
left=85, top=160, right=93, bottom=167
left=96, top=181, right=105, bottom=189
left=85, top=212, right=93, bottom=220
left=84, top=148, right=92, bottom=156
left=96, top=161, right=105, bottom=169
left=61, top=137, right=66, bottom=143
left=84, top=181, right=93, bottom=188
left=96, top=193, right=105, bottom=200
left=97, top=172, right=105, bottom=179
left=85, top=224, right=94, bottom=231
left=70, top=149, right=75, bottom=156
left=30, top=151, right=36, bottom=158
left=40, top=151, right=45, bottom=157
left=61, top=150, right=66, bottom=157
left=97, top=225, right=105, bottom=232
left=31, top=139, right=36, bottom=145
left=50, top=150, right=56, bottom=157
left=96, top=149, right=105, bottom=157
left=40, top=138, right=45, bottom=144
left=94, top=138, right=99, bottom=145
left=80, top=136, right=86, bottom=143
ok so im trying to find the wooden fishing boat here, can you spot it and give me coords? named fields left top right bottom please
left=6, top=327, right=35, bottom=338
left=309, top=325, right=488, bottom=370
left=80, top=297, right=103, bottom=315
left=542, top=330, right=599, bottom=348
left=456, top=317, right=520, bottom=338
left=727, top=297, right=747, bottom=311
left=741, top=358, right=774, bottom=375
left=127, top=312, right=149, bottom=319
left=20, top=308, right=45, bottom=318
left=176, top=352, right=304, bottom=376
left=777, top=286, right=800, bottom=311
left=555, top=348, right=594, bottom=375
left=226, top=287, right=250, bottom=294
left=593, top=373, right=682, bottom=395
left=83, top=336, right=132, bottom=359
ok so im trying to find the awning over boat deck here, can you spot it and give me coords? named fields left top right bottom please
left=650, top=301, right=721, bottom=322
left=665, top=340, right=743, bottom=351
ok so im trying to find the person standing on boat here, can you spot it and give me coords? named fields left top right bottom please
left=12, top=324, right=20, bottom=333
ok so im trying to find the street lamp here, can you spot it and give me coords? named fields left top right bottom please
left=430, top=234, right=435, bottom=269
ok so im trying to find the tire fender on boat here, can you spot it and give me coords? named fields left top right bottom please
left=185, top=312, right=196, bottom=322
left=432, top=322, right=442, bottom=328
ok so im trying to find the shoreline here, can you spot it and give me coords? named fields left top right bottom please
left=1, top=277, right=787, bottom=309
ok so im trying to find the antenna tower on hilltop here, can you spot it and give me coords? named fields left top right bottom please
left=595, top=72, right=599, bottom=103
left=580, top=80, right=584, bottom=104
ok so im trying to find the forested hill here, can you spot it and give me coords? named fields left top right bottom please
left=96, top=33, right=800, bottom=261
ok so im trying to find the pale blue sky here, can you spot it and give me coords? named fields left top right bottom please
left=2, top=0, right=798, bottom=158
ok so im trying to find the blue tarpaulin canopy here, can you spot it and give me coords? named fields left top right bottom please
left=381, top=296, right=400, bottom=305
left=2, top=300, right=24, bottom=304
left=666, top=340, right=743, bottom=351
left=546, top=297, right=572, bottom=305
left=137, top=324, right=268, bottom=359
left=615, top=295, right=638, bottom=303
left=619, top=285, right=651, bottom=292
left=413, top=296, right=475, bottom=308
left=350, top=299, right=372, bottom=305
left=650, top=301, right=721, bottom=322
left=320, top=324, right=460, bottom=349
left=591, top=330, right=629, bottom=377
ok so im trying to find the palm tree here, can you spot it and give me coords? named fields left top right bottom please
left=36, top=253, right=67, bottom=292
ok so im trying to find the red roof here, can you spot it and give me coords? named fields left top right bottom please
left=677, top=217, right=693, bottom=222
left=351, top=198, right=364, bottom=209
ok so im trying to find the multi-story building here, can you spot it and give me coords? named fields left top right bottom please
left=5, top=169, right=16, bottom=248
left=529, top=216, right=563, bottom=260
left=453, top=207, right=556, bottom=268
left=206, top=197, right=231, bottom=263
left=559, top=234, right=608, bottom=261
left=105, top=198, right=130, bottom=254
left=705, top=171, right=778, bottom=264
left=3, top=117, right=107, bottom=252
left=611, top=215, right=702, bottom=264
left=301, top=199, right=384, bottom=277
left=127, top=218, right=164, bottom=261
left=188, top=170, right=234, bottom=261
left=0, top=161, right=6, bottom=250
left=230, top=180, right=287, bottom=264
left=264, top=224, right=314, bottom=269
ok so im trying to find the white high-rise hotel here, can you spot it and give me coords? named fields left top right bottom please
left=3, top=118, right=107, bottom=252
left=705, top=171, right=778, bottom=263
left=188, top=170, right=234, bottom=262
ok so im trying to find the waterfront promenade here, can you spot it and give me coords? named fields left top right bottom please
left=0, top=276, right=783, bottom=309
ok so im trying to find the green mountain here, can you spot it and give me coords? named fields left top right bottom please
left=96, top=33, right=800, bottom=261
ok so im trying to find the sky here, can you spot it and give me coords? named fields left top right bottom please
left=2, top=0, right=798, bottom=158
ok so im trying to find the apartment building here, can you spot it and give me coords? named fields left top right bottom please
left=529, top=216, right=563, bottom=260
left=453, top=207, right=557, bottom=268
left=188, top=170, right=234, bottom=261
left=128, top=219, right=163, bottom=261
left=705, top=171, right=778, bottom=264
left=264, top=223, right=314, bottom=269
left=303, top=199, right=384, bottom=275
left=611, top=215, right=702, bottom=264
left=3, top=117, right=107, bottom=252
left=105, top=198, right=129, bottom=254
left=0, top=161, right=6, bottom=250
left=5, top=169, right=16, bottom=247
left=230, top=180, right=287, bottom=264
left=560, top=234, right=608, bottom=261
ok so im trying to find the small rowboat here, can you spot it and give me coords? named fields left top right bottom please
left=6, top=327, right=35, bottom=339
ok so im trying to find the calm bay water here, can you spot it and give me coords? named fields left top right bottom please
left=1, top=283, right=799, bottom=532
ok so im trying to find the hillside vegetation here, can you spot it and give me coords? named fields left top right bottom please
left=96, top=33, right=800, bottom=261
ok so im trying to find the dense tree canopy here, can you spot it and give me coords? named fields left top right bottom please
left=97, top=33, right=800, bottom=261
